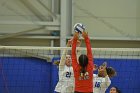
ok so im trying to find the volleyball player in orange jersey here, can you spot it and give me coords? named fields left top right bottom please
left=72, top=31, right=94, bottom=93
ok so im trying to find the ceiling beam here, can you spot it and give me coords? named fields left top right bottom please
left=37, top=0, right=57, bottom=19
left=0, top=26, right=45, bottom=39
left=20, top=0, right=45, bottom=21
left=0, top=20, right=60, bottom=25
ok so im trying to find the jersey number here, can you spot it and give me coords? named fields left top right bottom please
left=95, top=82, right=101, bottom=88
left=66, top=72, right=71, bottom=78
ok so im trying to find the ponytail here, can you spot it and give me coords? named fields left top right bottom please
left=79, top=54, right=89, bottom=77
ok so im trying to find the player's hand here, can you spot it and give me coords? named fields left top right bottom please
left=82, top=31, right=88, bottom=38
left=102, top=62, right=107, bottom=67
left=102, top=62, right=108, bottom=76
left=74, top=32, right=79, bottom=39
left=68, top=38, right=73, bottom=46
left=76, top=40, right=81, bottom=47
left=68, top=38, right=81, bottom=47
left=93, top=64, right=98, bottom=71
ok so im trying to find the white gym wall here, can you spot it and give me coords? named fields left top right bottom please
left=0, top=0, right=139, bottom=47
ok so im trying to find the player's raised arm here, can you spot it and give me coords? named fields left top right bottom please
left=102, top=62, right=111, bottom=87
left=59, top=41, right=71, bottom=70
left=82, top=31, right=93, bottom=67
left=71, top=32, right=79, bottom=69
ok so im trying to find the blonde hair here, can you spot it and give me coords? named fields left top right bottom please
left=53, top=60, right=60, bottom=67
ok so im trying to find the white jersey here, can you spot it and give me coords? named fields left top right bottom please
left=93, top=74, right=111, bottom=93
left=54, top=45, right=81, bottom=93
left=55, top=66, right=74, bottom=93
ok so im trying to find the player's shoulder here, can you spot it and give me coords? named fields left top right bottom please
left=93, top=74, right=97, bottom=77
left=65, top=66, right=73, bottom=71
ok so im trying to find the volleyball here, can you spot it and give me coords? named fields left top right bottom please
left=74, top=23, right=85, bottom=33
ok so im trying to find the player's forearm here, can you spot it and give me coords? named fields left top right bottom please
left=105, top=75, right=111, bottom=87
left=59, top=43, right=70, bottom=69
left=84, top=36, right=93, bottom=64
left=59, top=50, right=67, bottom=66
left=72, top=36, right=78, bottom=67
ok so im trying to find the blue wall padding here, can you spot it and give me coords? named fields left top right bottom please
left=0, top=57, right=140, bottom=93
left=50, top=57, right=60, bottom=93
left=0, top=57, right=51, bottom=93
left=94, top=58, right=140, bottom=93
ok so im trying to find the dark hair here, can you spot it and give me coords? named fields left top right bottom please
left=78, top=54, right=88, bottom=74
left=112, top=86, right=121, bottom=93
left=106, top=67, right=116, bottom=78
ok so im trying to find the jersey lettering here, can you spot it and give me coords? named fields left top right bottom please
left=79, top=75, right=89, bottom=80
left=66, top=72, right=71, bottom=78
left=95, top=82, right=101, bottom=88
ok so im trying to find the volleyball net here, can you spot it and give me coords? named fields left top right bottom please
left=0, top=46, right=140, bottom=93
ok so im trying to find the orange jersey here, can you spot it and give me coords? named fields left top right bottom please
left=72, top=36, right=94, bottom=92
